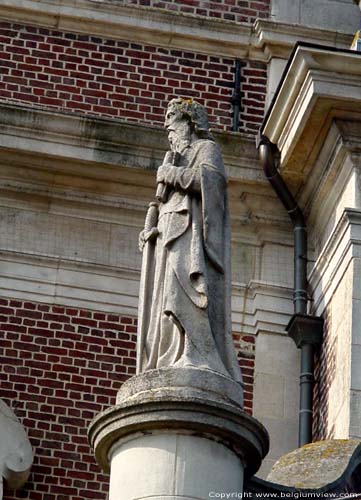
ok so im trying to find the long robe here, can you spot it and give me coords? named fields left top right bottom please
left=138, top=138, right=242, bottom=383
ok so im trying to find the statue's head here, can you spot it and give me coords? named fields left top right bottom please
left=165, top=98, right=211, bottom=140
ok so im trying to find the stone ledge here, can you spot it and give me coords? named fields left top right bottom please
left=0, top=249, right=142, bottom=316
left=0, top=1, right=355, bottom=63
left=0, top=102, right=286, bottom=228
left=0, top=0, right=259, bottom=59
left=0, top=102, right=260, bottom=183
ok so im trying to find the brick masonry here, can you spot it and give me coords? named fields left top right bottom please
left=0, top=22, right=267, bottom=134
left=126, top=0, right=270, bottom=23
left=0, top=297, right=255, bottom=499
left=313, top=309, right=336, bottom=441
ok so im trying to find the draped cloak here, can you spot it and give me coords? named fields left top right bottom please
left=138, top=138, right=242, bottom=383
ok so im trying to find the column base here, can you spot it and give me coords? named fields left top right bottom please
left=89, top=367, right=269, bottom=500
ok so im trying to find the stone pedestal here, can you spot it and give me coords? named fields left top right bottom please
left=89, top=367, right=269, bottom=500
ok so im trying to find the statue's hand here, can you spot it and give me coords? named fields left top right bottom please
left=139, top=227, right=159, bottom=251
left=139, top=230, right=145, bottom=251
left=157, top=164, right=173, bottom=184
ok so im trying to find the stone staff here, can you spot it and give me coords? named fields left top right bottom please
left=155, top=150, right=180, bottom=203
left=136, top=201, right=158, bottom=373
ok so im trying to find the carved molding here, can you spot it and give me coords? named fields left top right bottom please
left=309, top=208, right=361, bottom=315
left=254, top=20, right=353, bottom=59
left=0, top=102, right=261, bottom=183
left=0, top=1, right=354, bottom=63
left=262, top=45, right=361, bottom=195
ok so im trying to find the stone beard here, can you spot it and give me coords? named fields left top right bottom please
left=137, top=98, right=242, bottom=383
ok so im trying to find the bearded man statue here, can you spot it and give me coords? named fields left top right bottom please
left=137, top=98, right=242, bottom=385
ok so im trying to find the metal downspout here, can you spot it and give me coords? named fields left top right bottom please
left=258, top=135, right=323, bottom=447
left=231, top=59, right=242, bottom=132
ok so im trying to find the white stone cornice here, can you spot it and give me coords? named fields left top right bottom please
left=262, top=45, right=361, bottom=192
left=254, top=20, right=353, bottom=59
left=0, top=102, right=262, bottom=183
left=0, top=0, right=356, bottom=63
left=0, top=0, right=262, bottom=60
left=300, top=120, right=361, bottom=223
left=0, top=249, right=142, bottom=315
left=230, top=280, right=294, bottom=335
left=0, top=249, right=290, bottom=333
left=0, top=102, right=293, bottom=235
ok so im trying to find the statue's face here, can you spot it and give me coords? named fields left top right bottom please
left=165, top=104, right=191, bottom=152
left=164, top=104, right=185, bottom=132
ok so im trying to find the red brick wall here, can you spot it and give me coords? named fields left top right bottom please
left=0, top=22, right=267, bottom=134
left=1, top=298, right=136, bottom=500
left=0, top=297, right=255, bottom=499
left=313, top=309, right=336, bottom=441
left=127, top=0, right=270, bottom=23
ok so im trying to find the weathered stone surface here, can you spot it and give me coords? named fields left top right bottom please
left=137, top=99, right=242, bottom=386
left=88, top=367, right=269, bottom=478
left=116, top=366, right=244, bottom=408
left=89, top=147, right=271, bottom=494
left=253, top=331, right=299, bottom=477
left=270, top=0, right=359, bottom=33
left=109, top=433, right=243, bottom=500
left=0, top=399, right=33, bottom=495
left=267, top=439, right=361, bottom=489
left=0, top=0, right=356, bottom=68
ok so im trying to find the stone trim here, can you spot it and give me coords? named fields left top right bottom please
left=0, top=1, right=354, bottom=63
left=262, top=45, right=361, bottom=192
left=309, top=208, right=361, bottom=315
left=248, top=280, right=293, bottom=335
left=0, top=102, right=260, bottom=182
left=254, top=20, right=353, bottom=59
left=0, top=0, right=259, bottom=59
left=0, top=250, right=141, bottom=315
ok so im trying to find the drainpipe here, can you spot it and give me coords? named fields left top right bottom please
left=258, top=135, right=323, bottom=448
left=231, top=59, right=242, bottom=132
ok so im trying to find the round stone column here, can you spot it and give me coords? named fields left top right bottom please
left=109, top=432, right=243, bottom=500
left=89, top=367, right=269, bottom=500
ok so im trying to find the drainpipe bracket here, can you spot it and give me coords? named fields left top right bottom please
left=286, top=314, right=324, bottom=349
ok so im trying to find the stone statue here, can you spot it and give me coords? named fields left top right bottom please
left=89, top=100, right=269, bottom=500
left=137, top=98, right=241, bottom=384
